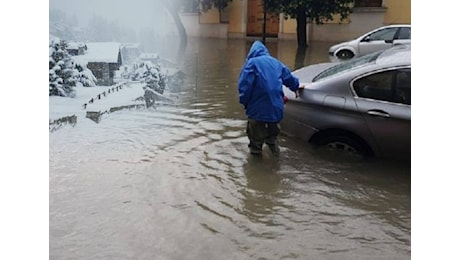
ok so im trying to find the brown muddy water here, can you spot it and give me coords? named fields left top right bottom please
left=49, top=38, right=410, bottom=260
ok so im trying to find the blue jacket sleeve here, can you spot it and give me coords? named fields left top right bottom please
left=281, top=65, right=299, bottom=92
left=238, top=62, right=256, bottom=107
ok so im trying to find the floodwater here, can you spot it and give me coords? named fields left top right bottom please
left=49, top=38, right=410, bottom=260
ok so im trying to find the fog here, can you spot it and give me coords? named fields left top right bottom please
left=49, top=0, right=171, bottom=30
left=49, top=0, right=179, bottom=54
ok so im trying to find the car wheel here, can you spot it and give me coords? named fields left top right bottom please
left=315, top=135, right=372, bottom=157
left=336, top=50, right=354, bottom=59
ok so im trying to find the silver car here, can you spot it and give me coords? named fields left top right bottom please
left=329, top=24, right=411, bottom=60
left=282, top=45, right=411, bottom=160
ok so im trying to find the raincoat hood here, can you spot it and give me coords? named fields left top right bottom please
left=247, top=41, right=269, bottom=60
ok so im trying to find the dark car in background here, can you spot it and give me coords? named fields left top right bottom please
left=329, top=24, right=411, bottom=60
left=282, top=45, right=411, bottom=160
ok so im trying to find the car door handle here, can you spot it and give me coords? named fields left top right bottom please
left=367, top=110, right=390, bottom=118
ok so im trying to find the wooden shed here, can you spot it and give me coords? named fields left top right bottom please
left=74, top=42, right=122, bottom=86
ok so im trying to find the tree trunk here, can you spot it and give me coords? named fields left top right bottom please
left=262, top=11, right=267, bottom=44
left=296, top=10, right=308, bottom=49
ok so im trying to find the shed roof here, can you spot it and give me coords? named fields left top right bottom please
left=74, top=42, right=121, bottom=64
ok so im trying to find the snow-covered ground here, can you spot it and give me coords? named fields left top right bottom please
left=49, top=81, right=145, bottom=123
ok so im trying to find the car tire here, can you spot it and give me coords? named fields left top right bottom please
left=336, top=50, right=354, bottom=59
left=315, top=135, right=372, bottom=157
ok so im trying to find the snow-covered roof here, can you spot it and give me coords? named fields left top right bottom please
left=74, top=42, right=121, bottom=64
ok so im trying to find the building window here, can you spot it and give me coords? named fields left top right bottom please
left=354, top=0, right=382, bottom=7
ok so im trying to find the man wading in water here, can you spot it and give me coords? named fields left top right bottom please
left=238, top=40, right=303, bottom=156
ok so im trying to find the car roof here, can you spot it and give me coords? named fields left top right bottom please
left=364, top=24, right=411, bottom=36
left=372, top=24, right=411, bottom=31
left=381, top=24, right=411, bottom=28
left=375, top=44, right=411, bottom=66
left=311, top=45, right=410, bottom=82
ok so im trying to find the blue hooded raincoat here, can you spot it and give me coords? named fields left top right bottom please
left=238, top=41, right=300, bottom=123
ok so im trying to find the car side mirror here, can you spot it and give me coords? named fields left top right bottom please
left=362, top=36, right=371, bottom=42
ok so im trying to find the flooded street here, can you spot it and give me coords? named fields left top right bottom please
left=49, top=39, right=410, bottom=259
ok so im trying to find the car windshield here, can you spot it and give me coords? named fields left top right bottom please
left=313, top=50, right=383, bottom=82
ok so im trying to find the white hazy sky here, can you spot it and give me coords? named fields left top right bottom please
left=49, top=0, right=174, bottom=33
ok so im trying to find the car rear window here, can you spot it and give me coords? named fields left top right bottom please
left=313, top=50, right=383, bottom=82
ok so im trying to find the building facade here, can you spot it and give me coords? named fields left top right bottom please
left=179, top=0, right=410, bottom=42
